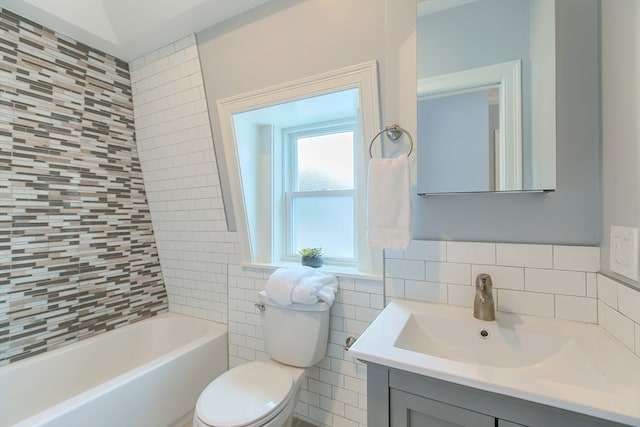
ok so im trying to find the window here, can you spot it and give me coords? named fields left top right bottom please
left=217, top=62, right=382, bottom=277
left=285, top=124, right=356, bottom=263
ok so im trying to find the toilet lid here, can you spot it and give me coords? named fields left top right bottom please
left=196, top=361, right=294, bottom=427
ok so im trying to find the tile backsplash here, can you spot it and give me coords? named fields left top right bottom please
left=386, top=240, right=640, bottom=357
left=1, top=9, right=167, bottom=366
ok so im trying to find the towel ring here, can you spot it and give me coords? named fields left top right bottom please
left=369, top=124, right=414, bottom=159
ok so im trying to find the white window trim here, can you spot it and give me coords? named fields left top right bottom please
left=217, top=61, right=383, bottom=278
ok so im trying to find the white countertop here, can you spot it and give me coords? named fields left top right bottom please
left=348, top=299, right=640, bottom=426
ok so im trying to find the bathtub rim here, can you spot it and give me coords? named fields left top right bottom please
left=2, top=312, right=228, bottom=427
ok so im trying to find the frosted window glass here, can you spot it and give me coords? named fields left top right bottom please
left=296, top=132, right=354, bottom=191
left=292, top=196, right=354, bottom=259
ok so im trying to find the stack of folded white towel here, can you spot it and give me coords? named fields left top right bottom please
left=265, top=266, right=338, bottom=306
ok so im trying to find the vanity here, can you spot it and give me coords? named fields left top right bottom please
left=348, top=300, right=640, bottom=427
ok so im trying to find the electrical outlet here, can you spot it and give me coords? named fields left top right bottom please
left=610, top=225, right=639, bottom=281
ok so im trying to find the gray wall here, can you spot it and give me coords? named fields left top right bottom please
left=197, top=0, right=386, bottom=232
left=600, top=0, right=639, bottom=287
left=412, top=0, right=600, bottom=245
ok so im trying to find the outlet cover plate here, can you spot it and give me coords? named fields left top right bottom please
left=610, top=225, right=639, bottom=281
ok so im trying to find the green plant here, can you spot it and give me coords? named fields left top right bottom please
left=298, top=247, right=324, bottom=258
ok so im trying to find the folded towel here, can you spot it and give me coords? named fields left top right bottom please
left=265, top=266, right=338, bottom=306
left=367, top=155, right=411, bottom=250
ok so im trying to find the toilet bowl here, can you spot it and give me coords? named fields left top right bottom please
left=193, top=360, right=305, bottom=427
left=193, top=290, right=332, bottom=427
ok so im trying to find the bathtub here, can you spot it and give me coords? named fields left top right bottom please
left=0, top=313, right=228, bottom=427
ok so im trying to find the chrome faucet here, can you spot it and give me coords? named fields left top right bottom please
left=474, top=273, right=495, bottom=321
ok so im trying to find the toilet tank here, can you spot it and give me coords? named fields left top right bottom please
left=258, top=291, right=331, bottom=367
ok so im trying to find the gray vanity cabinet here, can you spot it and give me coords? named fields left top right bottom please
left=390, top=388, right=494, bottom=426
left=367, top=363, right=628, bottom=427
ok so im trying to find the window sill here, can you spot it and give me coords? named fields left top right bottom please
left=241, top=261, right=383, bottom=281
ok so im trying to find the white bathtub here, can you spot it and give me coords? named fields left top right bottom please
left=0, top=313, right=228, bottom=427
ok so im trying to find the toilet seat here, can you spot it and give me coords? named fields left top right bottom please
left=195, top=361, right=295, bottom=427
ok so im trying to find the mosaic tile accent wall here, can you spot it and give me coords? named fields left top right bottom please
left=0, top=9, right=168, bottom=366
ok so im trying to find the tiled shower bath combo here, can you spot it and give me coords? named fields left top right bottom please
left=0, top=9, right=167, bottom=366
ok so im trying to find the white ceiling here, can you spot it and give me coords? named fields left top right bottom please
left=0, top=0, right=273, bottom=62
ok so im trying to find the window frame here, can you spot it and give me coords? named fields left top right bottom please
left=282, top=122, right=358, bottom=264
left=217, top=61, right=383, bottom=278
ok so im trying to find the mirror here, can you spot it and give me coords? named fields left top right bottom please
left=416, top=0, right=556, bottom=194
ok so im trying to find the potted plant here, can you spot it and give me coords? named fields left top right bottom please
left=298, top=247, right=324, bottom=268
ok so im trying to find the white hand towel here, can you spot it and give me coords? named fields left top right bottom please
left=265, top=267, right=338, bottom=306
left=292, top=275, right=339, bottom=305
left=367, top=155, right=411, bottom=250
left=265, top=266, right=315, bottom=306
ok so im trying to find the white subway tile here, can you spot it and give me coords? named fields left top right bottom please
left=404, top=240, right=446, bottom=261
left=342, top=290, right=370, bottom=307
left=447, top=284, right=476, bottom=308
left=332, top=386, right=359, bottom=407
left=617, top=284, right=640, bottom=324
left=345, top=404, right=367, bottom=425
left=471, top=265, right=524, bottom=290
left=404, top=281, right=447, bottom=304
left=525, top=269, right=586, bottom=296
left=553, top=245, right=600, bottom=272
left=385, top=259, right=425, bottom=280
left=555, top=295, right=598, bottom=323
left=597, top=274, right=618, bottom=308
left=332, top=414, right=359, bottom=427
left=586, top=273, right=597, bottom=297
left=355, top=306, right=379, bottom=323
left=426, top=261, right=470, bottom=285
left=497, top=289, right=555, bottom=318
left=354, top=279, right=383, bottom=295
left=447, top=241, right=495, bottom=264
left=496, top=243, right=552, bottom=268
left=384, top=277, right=405, bottom=298
left=601, top=303, right=636, bottom=351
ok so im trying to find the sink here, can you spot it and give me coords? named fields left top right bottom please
left=394, top=313, right=570, bottom=368
left=347, top=299, right=640, bottom=426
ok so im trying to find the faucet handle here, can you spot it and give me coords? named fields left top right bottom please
left=475, top=273, right=493, bottom=291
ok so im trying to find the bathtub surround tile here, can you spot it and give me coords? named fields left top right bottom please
left=130, top=35, right=228, bottom=324
left=1, top=8, right=167, bottom=366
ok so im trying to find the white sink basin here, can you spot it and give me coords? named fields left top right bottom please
left=348, top=299, right=640, bottom=426
left=395, top=313, right=570, bottom=368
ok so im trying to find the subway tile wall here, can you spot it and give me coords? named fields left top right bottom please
left=597, top=274, right=640, bottom=356
left=386, top=241, right=600, bottom=322
left=386, top=240, right=640, bottom=358
left=0, top=9, right=167, bottom=366
left=129, top=35, right=230, bottom=323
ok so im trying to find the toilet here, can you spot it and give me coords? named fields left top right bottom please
left=193, top=290, right=332, bottom=427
